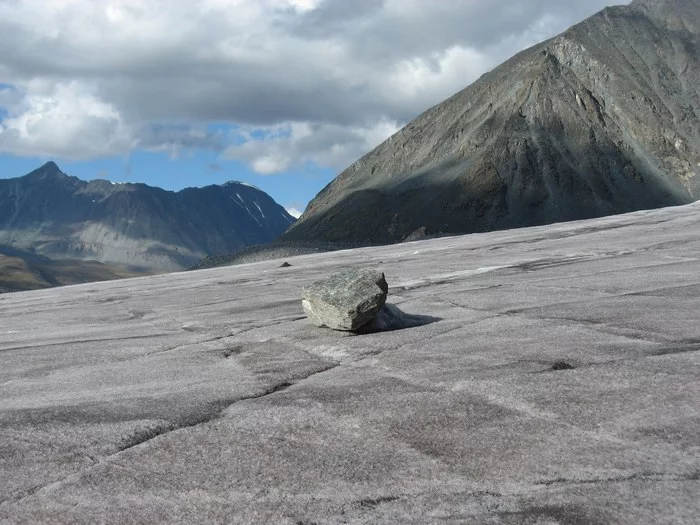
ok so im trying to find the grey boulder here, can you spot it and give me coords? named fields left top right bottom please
left=302, top=268, right=388, bottom=331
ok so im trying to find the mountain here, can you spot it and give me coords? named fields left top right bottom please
left=0, top=162, right=295, bottom=272
left=283, top=0, right=700, bottom=245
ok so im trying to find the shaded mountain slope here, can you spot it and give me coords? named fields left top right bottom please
left=283, top=0, right=700, bottom=245
left=0, top=162, right=295, bottom=271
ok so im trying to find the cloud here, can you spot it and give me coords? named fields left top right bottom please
left=0, top=0, right=625, bottom=165
left=285, top=207, right=303, bottom=218
left=0, top=81, right=133, bottom=159
left=223, top=119, right=401, bottom=174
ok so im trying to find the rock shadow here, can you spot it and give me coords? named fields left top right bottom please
left=356, top=303, right=442, bottom=334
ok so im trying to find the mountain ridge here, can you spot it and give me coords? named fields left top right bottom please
left=0, top=162, right=295, bottom=271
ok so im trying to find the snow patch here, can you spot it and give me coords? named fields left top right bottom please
left=225, top=180, right=261, bottom=191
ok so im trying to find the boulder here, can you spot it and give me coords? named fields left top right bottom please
left=302, top=269, right=388, bottom=331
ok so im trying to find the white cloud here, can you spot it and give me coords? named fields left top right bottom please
left=0, top=0, right=625, bottom=165
left=0, top=82, right=133, bottom=159
left=380, top=46, right=490, bottom=113
left=252, top=155, right=292, bottom=175
left=285, top=207, right=303, bottom=218
left=223, top=119, right=401, bottom=174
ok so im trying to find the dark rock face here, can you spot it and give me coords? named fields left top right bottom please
left=283, top=0, right=700, bottom=245
left=0, top=162, right=296, bottom=271
left=302, top=269, right=388, bottom=331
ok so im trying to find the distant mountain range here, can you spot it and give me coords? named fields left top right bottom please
left=0, top=162, right=295, bottom=276
left=283, top=0, right=700, bottom=245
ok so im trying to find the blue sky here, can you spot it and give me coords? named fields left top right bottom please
left=0, top=0, right=623, bottom=217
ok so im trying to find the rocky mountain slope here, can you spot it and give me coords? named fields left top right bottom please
left=0, top=162, right=295, bottom=271
left=283, top=0, right=700, bottom=245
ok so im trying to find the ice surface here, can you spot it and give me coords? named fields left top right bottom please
left=1, top=203, right=700, bottom=523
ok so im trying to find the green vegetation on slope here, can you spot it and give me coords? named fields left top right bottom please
left=0, top=245, right=151, bottom=294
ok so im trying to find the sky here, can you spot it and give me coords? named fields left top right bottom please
left=0, top=0, right=627, bottom=217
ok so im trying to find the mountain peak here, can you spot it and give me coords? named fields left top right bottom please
left=25, top=161, right=66, bottom=180
left=223, top=180, right=262, bottom=191
left=632, top=0, right=692, bottom=7
left=39, top=161, right=62, bottom=174
left=631, top=0, right=700, bottom=31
